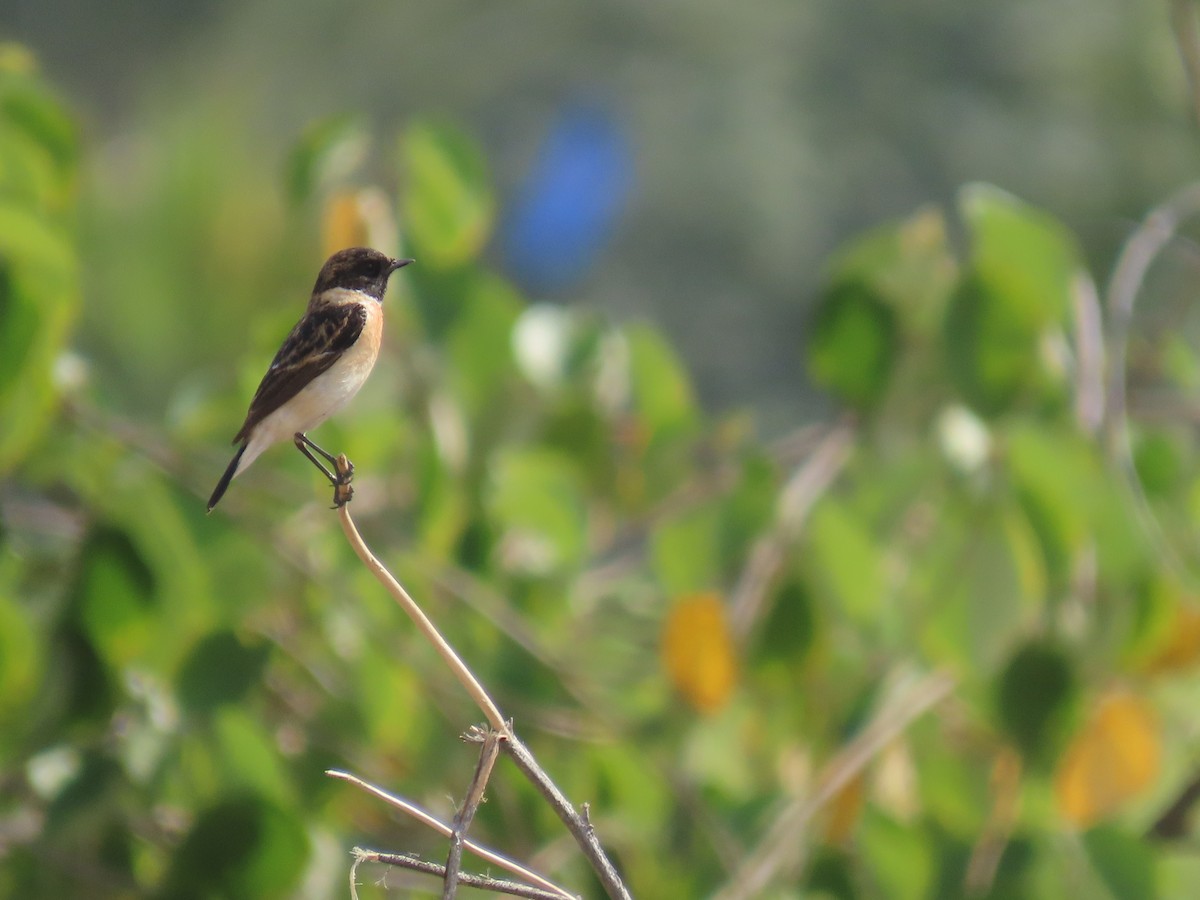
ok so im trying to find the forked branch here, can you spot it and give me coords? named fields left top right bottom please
left=329, top=769, right=575, bottom=899
left=332, top=453, right=631, bottom=900
left=351, top=848, right=572, bottom=900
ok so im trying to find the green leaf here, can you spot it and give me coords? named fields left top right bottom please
left=1162, top=332, right=1200, bottom=392
left=0, top=594, right=41, bottom=742
left=0, top=67, right=79, bottom=475
left=918, top=738, right=992, bottom=837
left=1160, top=849, right=1200, bottom=900
left=758, top=577, right=817, bottom=665
left=1007, top=423, right=1146, bottom=587
left=960, top=184, right=1079, bottom=327
left=0, top=71, right=78, bottom=213
left=213, top=708, right=293, bottom=803
left=590, top=744, right=672, bottom=832
left=860, top=809, right=934, bottom=900
left=680, top=702, right=757, bottom=796
left=283, top=114, right=366, bottom=203
left=0, top=205, right=78, bottom=473
left=1083, top=825, right=1157, bottom=900
left=413, top=441, right=471, bottom=560
left=355, top=644, right=430, bottom=749
left=75, top=526, right=158, bottom=668
left=446, top=272, right=522, bottom=418
left=805, top=847, right=858, bottom=900
left=0, top=126, right=63, bottom=213
left=808, top=280, right=898, bottom=408
left=995, top=640, right=1077, bottom=767
left=1008, top=425, right=1093, bottom=585
left=539, top=395, right=616, bottom=493
left=823, top=205, right=958, bottom=336
left=805, top=497, right=887, bottom=624
left=944, top=185, right=1081, bottom=415
left=1132, top=429, right=1185, bottom=498
left=162, top=795, right=309, bottom=900
left=401, top=118, right=493, bottom=267
left=651, top=504, right=721, bottom=595
left=919, top=508, right=1038, bottom=671
left=177, top=631, right=270, bottom=713
left=487, top=447, right=588, bottom=572
left=719, top=451, right=777, bottom=572
left=627, top=322, right=699, bottom=443
left=0, top=73, right=78, bottom=184
left=45, top=750, right=121, bottom=828
left=944, top=271, right=1041, bottom=414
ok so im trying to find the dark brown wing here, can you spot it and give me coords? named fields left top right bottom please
left=232, top=303, right=367, bottom=443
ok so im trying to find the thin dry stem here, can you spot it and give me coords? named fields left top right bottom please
left=964, top=748, right=1022, bottom=896
left=354, top=848, right=577, bottom=900
left=1104, top=183, right=1200, bottom=439
left=504, top=735, right=634, bottom=900
left=349, top=850, right=364, bottom=900
left=728, top=418, right=855, bottom=638
left=333, top=490, right=631, bottom=899
left=1104, top=183, right=1200, bottom=587
left=336, top=502, right=508, bottom=733
left=1070, top=273, right=1105, bottom=436
left=1172, top=0, right=1200, bottom=126
left=442, top=728, right=503, bottom=899
left=713, top=669, right=956, bottom=900
left=326, top=769, right=575, bottom=899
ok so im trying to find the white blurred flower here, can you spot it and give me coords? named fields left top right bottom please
left=52, top=350, right=89, bottom=393
left=26, top=745, right=81, bottom=799
left=593, top=328, right=629, bottom=413
left=936, top=404, right=991, bottom=473
left=512, top=304, right=571, bottom=388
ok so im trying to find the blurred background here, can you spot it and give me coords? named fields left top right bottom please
left=8, top=0, right=1192, bottom=427
left=6, top=2, right=1200, bottom=899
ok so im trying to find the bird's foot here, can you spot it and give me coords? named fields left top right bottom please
left=331, top=453, right=355, bottom=508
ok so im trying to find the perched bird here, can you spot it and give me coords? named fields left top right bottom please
left=207, top=247, right=412, bottom=512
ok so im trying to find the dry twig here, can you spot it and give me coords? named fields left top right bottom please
left=1070, top=273, right=1106, bottom=435
left=331, top=456, right=631, bottom=899
left=327, top=768, right=574, bottom=898
left=336, top=499, right=507, bottom=732
left=504, top=734, right=633, bottom=900
left=1172, top=0, right=1200, bottom=126
left=442, top=728, right=504, bottom=899
left=712, top=669, right=956, bottom=899
left=728, top=418, right=855, bottom=639
left=354, top=848, right=576, bottom=900
left=1104, top=183, right=1200, bottom=586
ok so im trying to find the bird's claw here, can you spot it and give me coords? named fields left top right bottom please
left=331, top=454, right=355, bottom=508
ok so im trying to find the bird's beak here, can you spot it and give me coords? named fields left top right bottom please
left=391, top=258, right=415, bottom=271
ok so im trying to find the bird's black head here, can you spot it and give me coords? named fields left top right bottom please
left=313, top=247, right=413, bottom=301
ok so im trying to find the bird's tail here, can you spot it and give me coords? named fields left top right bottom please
left=207, top=443, right=247, bottom=513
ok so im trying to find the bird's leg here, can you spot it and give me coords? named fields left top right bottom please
left=291, top=433, right=351, bottom=483
left=292, top=432, right=339, bottom=483
left=293, top=433, right=356, bottom=508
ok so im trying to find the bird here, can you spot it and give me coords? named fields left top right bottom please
left=207, top=247, right=413, bottom=512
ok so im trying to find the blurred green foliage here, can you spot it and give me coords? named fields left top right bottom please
left=5, top=42, right=1200, bottom=900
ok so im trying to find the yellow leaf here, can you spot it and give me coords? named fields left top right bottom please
left=322, top=189, right=397, bottom=256
left=661, top=593, right=737, bottom=713
left=1054, top=691, right=1161, bottom=828
left=876, top=739, right=920, bottom=822
left=1140, top=604, right=1200, bottom=675
left=823, top=772, right=866, bottom=844
left=323, top=192, right=369, bottom=253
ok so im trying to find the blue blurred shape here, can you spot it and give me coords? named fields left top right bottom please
left=500, top=104, right=633, bottom=294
